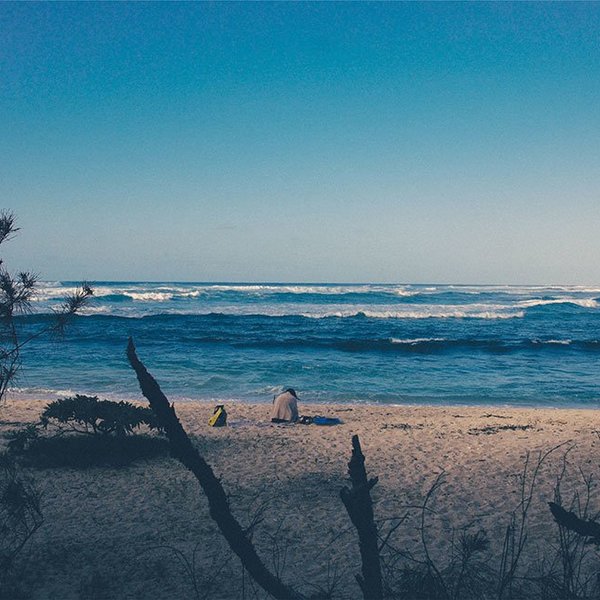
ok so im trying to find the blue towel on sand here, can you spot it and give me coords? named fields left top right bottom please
left=312, top=416, right=342, bottom=426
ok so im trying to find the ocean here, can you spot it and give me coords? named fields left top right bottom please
left=12, top=282, right=600, bottom=407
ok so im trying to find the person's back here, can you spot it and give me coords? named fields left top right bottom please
left=271, top=388, right=299, bottom=423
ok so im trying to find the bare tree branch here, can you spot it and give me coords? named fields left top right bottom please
left=549, top=502, right=600, bottom=545
left=126, top=338, right=304, bottom=600
left=340, top=434, right=383, bottom=600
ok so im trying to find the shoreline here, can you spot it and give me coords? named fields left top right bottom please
left=8, top=390, right=600, bottom=411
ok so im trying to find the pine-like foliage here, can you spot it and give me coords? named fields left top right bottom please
left=41, top=395, right=163, bottom=437
left=0, top=210, right=93, bottom=403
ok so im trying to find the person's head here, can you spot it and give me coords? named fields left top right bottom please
left=284, top=388, right=298, bottom=398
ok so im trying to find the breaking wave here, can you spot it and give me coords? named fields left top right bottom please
left=23, top=281, right=600, bottom=322
left=225, top=336, right=600, bottom=354
left=13, top=281, right=600, bottom=407
left=517, top=298, right=599, bottom=309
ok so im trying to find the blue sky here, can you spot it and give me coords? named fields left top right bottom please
left=2, top=2, right=599, bottom=283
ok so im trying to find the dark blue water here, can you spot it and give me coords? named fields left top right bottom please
left=12, top=282, right=600, bottom=407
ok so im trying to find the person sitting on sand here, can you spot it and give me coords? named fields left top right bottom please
left=271, top=388, right=299, bottom=423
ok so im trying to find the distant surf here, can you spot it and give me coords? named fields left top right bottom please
left=13, top=282, right=600, bottom=407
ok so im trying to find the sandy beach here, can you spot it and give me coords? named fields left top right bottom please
left=6, top=1, right=600, bottom=597
left=1, top=399, right=599, bottom=599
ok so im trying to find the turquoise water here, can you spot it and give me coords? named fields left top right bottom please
left=13, top=282, right=600, bottom=407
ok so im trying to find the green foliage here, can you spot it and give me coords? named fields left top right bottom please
left=0, top=210, right=92, bottom=405
left=7, top=396, right=167, bottom=468
left=41, top=395, right=163, bottom=437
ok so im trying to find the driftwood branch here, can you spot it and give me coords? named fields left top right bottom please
left=340, top=434, right=383, bottom=600
left=126, top=338, right=304, bottom=600
left=549, top=501, right=600, bottom=544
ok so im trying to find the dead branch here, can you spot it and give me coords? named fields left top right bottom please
left=340, top=434, right=383, bottom=600
left=126, top=338, right=303, bottom=600
left=549, top=502, right=600, bottom=545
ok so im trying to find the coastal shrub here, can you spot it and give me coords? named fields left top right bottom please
left=7, top=396, right=167, bottom=468
left=40, top=395, right=163, bottom=437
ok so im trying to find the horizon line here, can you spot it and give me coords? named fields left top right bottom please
left=47, top=280, right=600, bottom=288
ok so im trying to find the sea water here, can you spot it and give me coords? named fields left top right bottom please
left=12, top=282, right=600, bottom=407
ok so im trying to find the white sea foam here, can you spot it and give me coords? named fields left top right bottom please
left=390, top=338, right=447, bottom=344
left=34, top=283, right=409, bottom=300
left=8, top=386, right=77, bottom=398
left=32, top=286, right=82, bottom=301
left=32, top=281, right=600, bottom=303
left=39, top=304, right=525, bottom=320
left=256, top=385, right=286, bottom=396
left=124, top=292, right=174, bottom=301
left=517, top=298, right=599, bottom=309
left=179, top=291, right=203, bottom=298
left=229, top=303, right=525, bottom=320
left=78, top=305, right=112, bottom=315
left=200, top=284, right=395, bottom=295
left=27, top=282, right=600, bottom=320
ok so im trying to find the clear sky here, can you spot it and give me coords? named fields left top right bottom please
left=1, top=2, right=599, bottom=284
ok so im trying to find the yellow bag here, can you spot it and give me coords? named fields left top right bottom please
left=208, top=405, right=227, bottom=427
